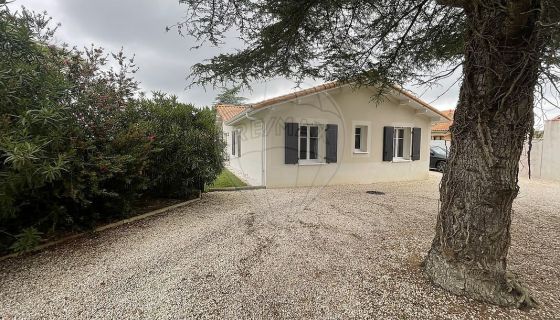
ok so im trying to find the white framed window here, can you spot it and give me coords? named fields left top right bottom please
left=353, top=125, right=369, bottom=153
left=393, top=127, right=412, bottom=160
left=298, top=124, right=323, bottom=164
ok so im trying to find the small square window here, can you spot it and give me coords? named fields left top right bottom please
left=353, top=125, right=368, bottom=153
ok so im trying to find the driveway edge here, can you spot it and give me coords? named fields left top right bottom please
left=0, top=197, right=201, bottom=262
left=207, top=186, right=266, bottom=192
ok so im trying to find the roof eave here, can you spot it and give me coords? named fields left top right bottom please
left=225, top=107, right=254, bottom=126
left=224, top=82, right=451, bottom=125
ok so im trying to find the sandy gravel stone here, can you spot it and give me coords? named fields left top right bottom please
left=0, top=173, right=559, bottom=319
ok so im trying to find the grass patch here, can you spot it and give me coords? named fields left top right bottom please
left=208, top=169, right=247, bottom=189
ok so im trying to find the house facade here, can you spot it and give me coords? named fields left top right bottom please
left=216, top=82, right=450, bottom=188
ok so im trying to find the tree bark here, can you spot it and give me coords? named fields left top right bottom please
left=424, top=0, right=543, bottom=308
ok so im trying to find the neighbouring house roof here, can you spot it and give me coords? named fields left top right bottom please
left=431, top=109, right=455, bottom=133
left=224, top=81, right=452, bottom=125
left=216, top=104, right=248, bottom=122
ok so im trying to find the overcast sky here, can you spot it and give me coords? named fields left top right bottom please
left=2, top=0, right=496, bottom=111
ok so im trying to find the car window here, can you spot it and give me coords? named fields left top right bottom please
left=431, top=147, right=448, bottom=157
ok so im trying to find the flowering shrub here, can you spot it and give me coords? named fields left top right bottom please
left=0, top=6, right=224, bottom=252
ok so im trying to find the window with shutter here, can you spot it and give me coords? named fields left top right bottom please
left=387, top=126, right=418, bottom=161
left=286, top=122, right=337, bottom=165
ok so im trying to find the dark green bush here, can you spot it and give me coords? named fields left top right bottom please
left=0, top=6, right=225, bottom=253
left=128, top=93, right=225, bottom=198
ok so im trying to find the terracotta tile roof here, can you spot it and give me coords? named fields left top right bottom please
left=216, top=104, right=248, bottom=122
left=431, top=109, right=455, bottom=132
left=251, top=82, right=339, bottom=110
left=249, top=81, right=452, bottom=121
left=222, top=81, right=452, bottom=124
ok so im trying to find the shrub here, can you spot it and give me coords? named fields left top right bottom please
left=129, top=93, right=225, bottom=198
left=0, top=6, right=225, bottom=253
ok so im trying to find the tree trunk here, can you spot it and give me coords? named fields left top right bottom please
left=424, top=1, right=543, bottom=308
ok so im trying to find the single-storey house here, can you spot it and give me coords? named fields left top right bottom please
left=215, top=82, right=451, bottom=188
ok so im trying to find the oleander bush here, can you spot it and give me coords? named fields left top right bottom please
left=0, top=6, right=225, bottom=253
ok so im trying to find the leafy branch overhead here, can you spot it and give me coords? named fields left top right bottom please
left=175, top=0, right=558, bottom=99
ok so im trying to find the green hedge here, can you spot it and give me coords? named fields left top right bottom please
left=0, top=6, right=225, bottom=253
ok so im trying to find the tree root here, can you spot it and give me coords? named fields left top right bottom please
left=424, top=249, right=538, bottom=309
left=505, top=272, right=538, bottom=309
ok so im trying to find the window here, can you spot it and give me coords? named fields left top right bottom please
left=285, top=122, right=337, bottom=165
left=353, top=125, right=369, bottom=153
left=393, top=128, right=404, bottom=158
left=299, top=125, right=320, bottom=162
left=393, top=127, right=412, bottom=160
left=231, top=130, right=241, bottom=157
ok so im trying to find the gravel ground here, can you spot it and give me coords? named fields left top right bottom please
left=1, top=173, right=559, bottom=319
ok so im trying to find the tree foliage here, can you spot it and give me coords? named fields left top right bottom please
left=175, top=0, right=558, bottom=98
left=0, top=5, right=225, bottom=253
left=214, top=85, right=248, bottom=105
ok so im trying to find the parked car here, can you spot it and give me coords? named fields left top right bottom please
left=430, top=146, right=448, bottom=172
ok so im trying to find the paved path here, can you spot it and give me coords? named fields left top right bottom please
left=1, top=174, right=559, bottom=319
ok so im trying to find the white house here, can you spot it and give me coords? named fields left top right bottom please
left=215, top=82, right=451, bottom=188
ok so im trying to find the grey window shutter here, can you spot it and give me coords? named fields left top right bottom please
left=237, top=131, right=241, bottom=157
left=232, top=132, right=236, bottom=156
left=285, top=122, right=299, bottom=164
left=412, top=127, right=421, bottom=161
left=325, top=124, right=338, bottom=163
left=383, top=126, right=394, bottom=161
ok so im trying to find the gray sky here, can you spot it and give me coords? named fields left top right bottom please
left=5, top=0, right=477, bottom=111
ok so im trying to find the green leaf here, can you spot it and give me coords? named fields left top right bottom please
left=10, top=227, right=43, bottom=253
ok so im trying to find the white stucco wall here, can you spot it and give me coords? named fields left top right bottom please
left=519, top=139, right=543, bottom=179
left=258, top=86, right=434, bottom=188
left=223, top=119, right=264, bottom=186
left=541, top=120, right=560, bottom=182
left=519, top=120, right=560, bottom=182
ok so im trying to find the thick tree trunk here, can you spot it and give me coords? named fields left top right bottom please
left=424, top=1, right=543, bottom=308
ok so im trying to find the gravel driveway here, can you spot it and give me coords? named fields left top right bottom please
left=1, top=173, right=559, bottom=319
